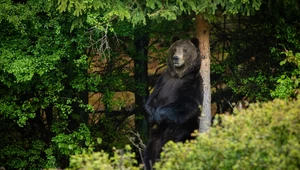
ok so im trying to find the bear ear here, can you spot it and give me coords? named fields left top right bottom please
left=190, top=37, right=199, bottom=47
left=171, top=36, right=180, bottom=43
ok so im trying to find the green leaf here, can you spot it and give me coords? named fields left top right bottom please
left=96, top=138, right=102, bottom=144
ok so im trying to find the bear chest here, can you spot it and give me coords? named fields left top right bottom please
left=157, top=77, right=191, bottom=103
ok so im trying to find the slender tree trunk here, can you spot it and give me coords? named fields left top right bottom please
left=79, top=90, right=89, bottom=123
left=196, top=14, right=212, bottom=132
left=134, top=31, right=149, bottom=141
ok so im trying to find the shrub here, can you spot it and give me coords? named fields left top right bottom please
left=155, top=98, right=300, bottom=170
left=67, top=145, right=140, bottom=170
left=66, top=98, right=300, bottom=169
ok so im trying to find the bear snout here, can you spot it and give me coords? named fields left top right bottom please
left=173, top=55, right=179, bottom=62
left=173, top=55, right=184, bottom=67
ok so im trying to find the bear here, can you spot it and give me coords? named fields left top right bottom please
left=143, top=36, right=203, bottom=170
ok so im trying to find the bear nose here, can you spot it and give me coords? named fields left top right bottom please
left=173, top=56, right=179, bottom=61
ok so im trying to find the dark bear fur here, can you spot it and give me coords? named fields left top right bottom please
left=143, top=37, right=203, bottom=169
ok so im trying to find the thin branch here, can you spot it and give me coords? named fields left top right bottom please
left=128, top=131, right=146, bottom=169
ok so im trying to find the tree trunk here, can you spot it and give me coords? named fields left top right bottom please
left=134, top=31, right=150, bottom=141
left=79, top=90, right=89, bottom=123
left=196, top=14, right=212, bottom=132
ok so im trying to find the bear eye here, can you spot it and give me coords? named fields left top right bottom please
left=183, top=49, right=188, bottom=53
left=173, top=48, right=177, bottom=52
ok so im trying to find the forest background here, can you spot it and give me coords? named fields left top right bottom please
left=0, top=0, right=299, bottom=169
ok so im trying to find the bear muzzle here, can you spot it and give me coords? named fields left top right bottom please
left=173, top=55, right=184, bottom=67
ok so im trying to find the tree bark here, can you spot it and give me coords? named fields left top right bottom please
left=134, top=31, right=150, bottom=141
left=196, top=14, right=212, bottom=132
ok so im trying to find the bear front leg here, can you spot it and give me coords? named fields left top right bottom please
left=145, top=102, right=157, bottom=124
left=155, top=99, right=200, bottom=125
left=145, top=95, right=161, bottom=124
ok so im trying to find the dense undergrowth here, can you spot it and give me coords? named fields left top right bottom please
left=67, top=97, right=300, bottom=169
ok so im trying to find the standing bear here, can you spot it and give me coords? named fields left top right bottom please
left=144, top=36, right=203, bottom=169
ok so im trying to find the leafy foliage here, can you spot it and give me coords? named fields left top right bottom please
left=0, top=0, right=118, bottom=169
left=210, top=1, right=300, bottom=104
left=155, top=98, right=300, bottom=169
left=272, top=50, right=300, bottom=99
left=0, top=1, right=144, bottom=169
left=56, top=0, right=263, bottom=30
left=1, top=0, right=300, bottom=169
left=65, top=98, right=300, bottom=170
left=67, top=145, right=139, bottom=170
left=51, top=123, right=98, bottom=155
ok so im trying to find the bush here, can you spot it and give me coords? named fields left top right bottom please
left=67, top=145, right=140, bottom=170
left=66, top=98, right=300, bottom=170
left=155, top=98, right=300, bottom=170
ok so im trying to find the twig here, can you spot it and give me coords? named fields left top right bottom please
left=128, top=131, right=146, bottom=169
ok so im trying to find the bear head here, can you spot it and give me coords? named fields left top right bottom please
left=167, top=36, right=201, bottom=78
